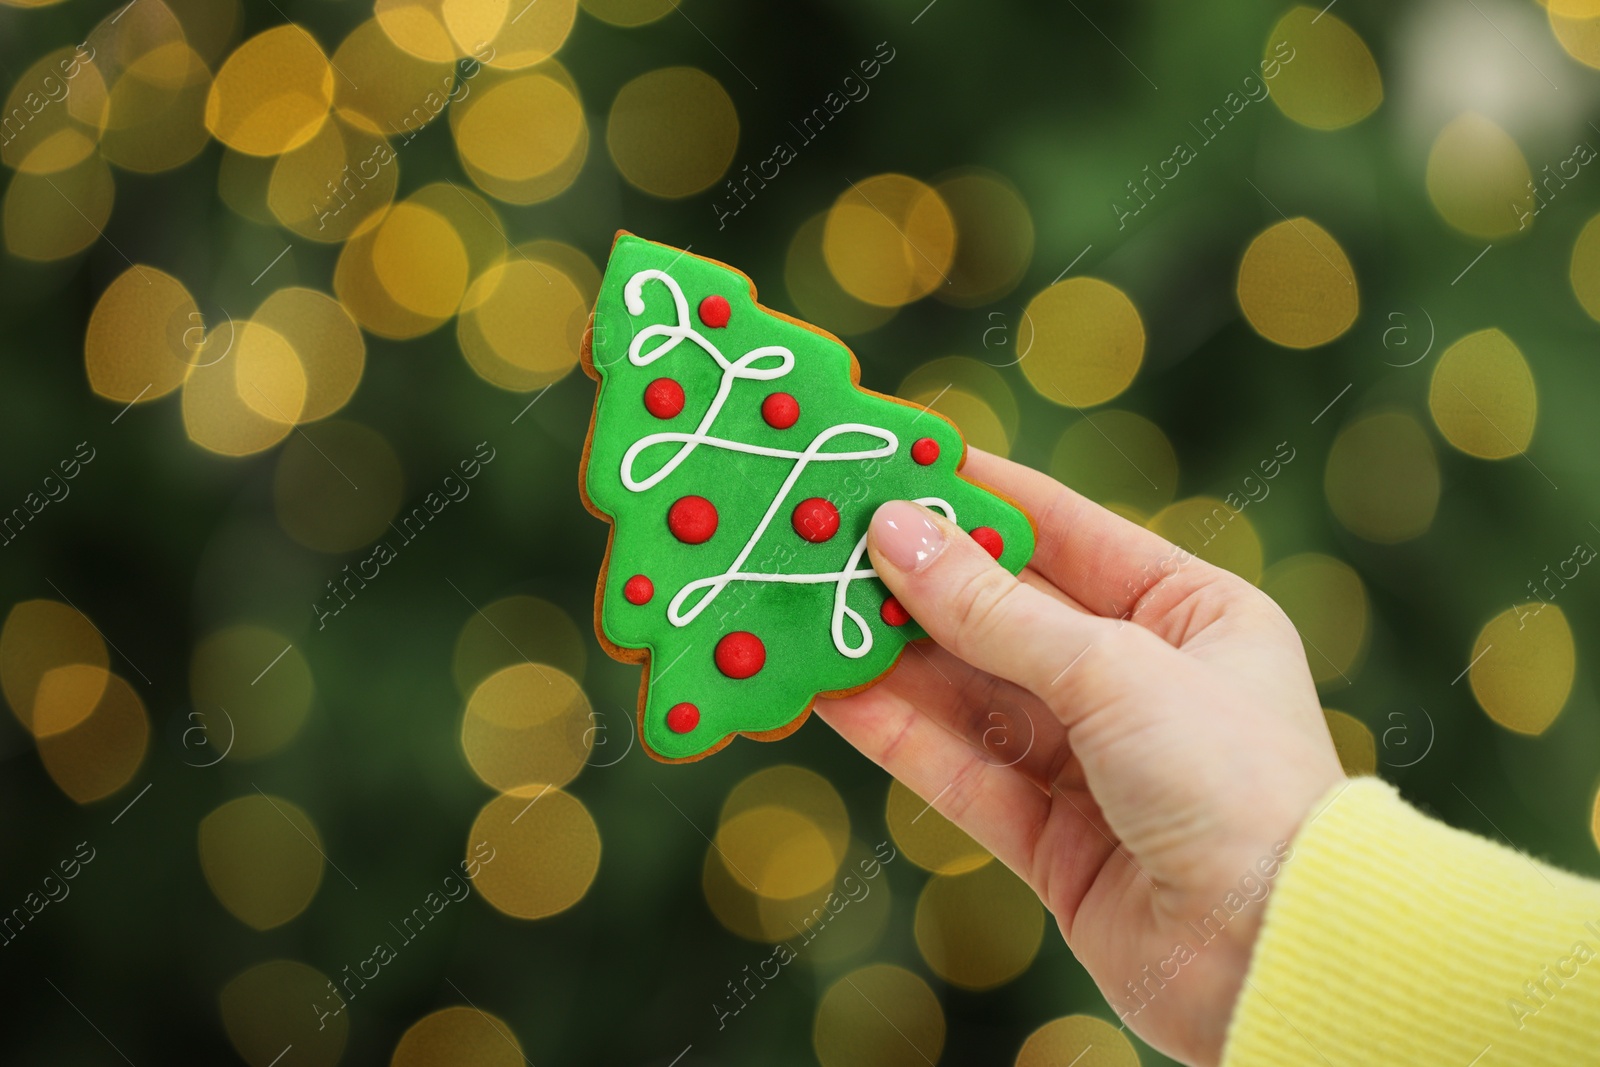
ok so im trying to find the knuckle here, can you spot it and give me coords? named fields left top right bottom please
left=954, top=663, right=1004, bottom=718
left=1216, top=568, right=1266, bottom=605
left=949, top=566, right=1026, bottom=653
left=1232, top=577, right=1300, bottom=633
left=1043, top=620, right=1141, bottom=712
left=878, top=707, right=919, bottom=768
left=938, top=757, right=986, bottom=826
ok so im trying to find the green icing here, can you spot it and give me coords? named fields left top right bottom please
left=583, top=234, right=1035, bottom=761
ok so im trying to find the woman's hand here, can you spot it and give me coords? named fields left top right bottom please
left=815, top=449, right=1345, bottom=1067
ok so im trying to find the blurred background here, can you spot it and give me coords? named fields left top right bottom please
left=2, top=0, right=1600, bottom=1063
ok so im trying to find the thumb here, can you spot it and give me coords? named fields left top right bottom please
left=868, top=499, right=1122, bottom=704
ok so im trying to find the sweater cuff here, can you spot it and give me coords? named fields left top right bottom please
left=1221, top=776, right=1600, bottom=1067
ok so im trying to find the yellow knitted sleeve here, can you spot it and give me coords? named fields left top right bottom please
left=1221, top=776, right=1600, bottom=1066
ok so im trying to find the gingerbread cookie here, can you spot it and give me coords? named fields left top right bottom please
left=579, top=233, right=1034, bottom=762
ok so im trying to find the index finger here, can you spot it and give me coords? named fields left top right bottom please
left=961, top=447, right=1193, bottom=620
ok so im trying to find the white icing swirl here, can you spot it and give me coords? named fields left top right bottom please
left=619, top=268, right=955, bottom=658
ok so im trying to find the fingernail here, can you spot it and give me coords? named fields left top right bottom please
left=872, top=500, right=945, bottom=573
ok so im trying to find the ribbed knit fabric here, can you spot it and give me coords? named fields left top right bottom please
left=1221, top=776, right=1600, bottom=1067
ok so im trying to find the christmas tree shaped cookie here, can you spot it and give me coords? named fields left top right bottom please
left=580, top=233, right=1035, bottom=762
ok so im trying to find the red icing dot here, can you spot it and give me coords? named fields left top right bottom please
left=666, top=702, right=700, bottom=733
left=644, top=378, right=685, bottom=419
left=880, top=597, right=911, bottom=627
left=699, top=295, right=731, bottom=328
left=668, top=496, right=719, bottom=544
left=715, top=632, right=766, bottom=679
left=792, top=497, right=840, bottom=543
left=623, top=574, right=654, bottom=605
left=911, top=437, right=940, bottom=465
left=970, top=526, right=1004, bottom=559
left=762, top=392, right=800, bottom=429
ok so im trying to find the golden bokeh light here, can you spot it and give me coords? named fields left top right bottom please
left=269, top=116, right=398, bottom=243
left=199, top=794, right=325, bottom=930
left=704, top=765, right=851, bottom=940
left=273, top=420, right=404, bottom=553
left=1104, top=503, right=1148, bottom=524
left=469, top=787, right=601, bottom=919
left=823, top=173, right=954, bottom=307
left=377, top=201, right=471, bottom=317
left=82, top=0, right=185, bottom=64
left=1263, top=553, right=1369, bottom=687
left=1015, top=1015, right=1141, bottom=1067
left=407, top=182, right=511, bottom=279
left=1148, top=496, right=1264, bottom=585
left=391, top=1006, right=525, bottom=1067
left=582, top=0, right=679, bottom=26
left=374, top=0, right=569, bottom=66
left=182, top=321, right=307, bottom=455
left=164, top=0, right=244, bottom=66
left=901, top=356, right=1020, bottom=453
left=0, top=47, right=107, bottom=176
left=84, top=266, right=199, bottom=404
left=1264, top=6, right=1382, bottom=130
left=336, top=226, right=444, bottom=340
left=1324, top=411, right=1440, bottom=543
left=99, top=41, right=213, bottom=174
left=784, top=212, right=897, bottom=336
left=1236, top=218, right=1358, bottom=348
left=1322, top=708, right=1376, bottom=776
left=915, top=860, right=1045, bottom=990
left=0, top=599, right=109, bottom=736
left=220, top=960, right=348, bottom=1067
left=242, top=326, right=313, bottom=426
left=478, top=0, right=578, bottom=69
left=462, top=664, right=592, bottom=793
left=907, top=387, right=1008, bottom=457
left=900, top=359, right=1010, bottom=408
left=374, top=0, right=465, bottom=64
left=1591, top=785, right=1599, bottom=854
left=32, top=664, right=112, bottom=738
left=716, top=806, right=838, bottom=902
left=813, top=964, right=945, bottom=1067
left=190, top=625, right=314, bottom=760
left=4, top=152, right=115, bottom=262
left=36, top=670, right=147, bottom=804
left=802, top=839, right=894, bottom=965
left=458, top=252, right=589, bottom=392
left=253, top=288, right=366, bottom=422
left=722, top=765, right=850, bottom=862
left=456, top=64, right=588, bottom=205
left=607, top=66, right=738, bottom=198
left=1428, top=328, right=1537, bottom=460
left=1570, top=214, right=1600, bottom=321
left=452, top=68, right=585, bottom=185
left=886, top=778, right=992, bottom=876
left=332, top=18, right=453, bottom=137
left=1469, top=604, right=1575, bottom=736
left=205, top=24, right=335, bottom=157
left=701, top=827, right=835, bottom=943
left=336, top=199, right=471, bottom=337
left=1049, top=410, right=1178, bottom=515
left=1426, top=113, right=1531, bottom=241
left=519, top=239, right=601, bottom=304
left=933, top=168, right=1035, bottom=307
left=1019, top=277, right=1144, bottom=408
left=1549, top=6, right=1600, bottom=69
left=451, top=595, right=587, bottom=696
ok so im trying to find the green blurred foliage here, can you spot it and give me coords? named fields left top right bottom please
left=1, top=0, right=1598, bottom=1065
